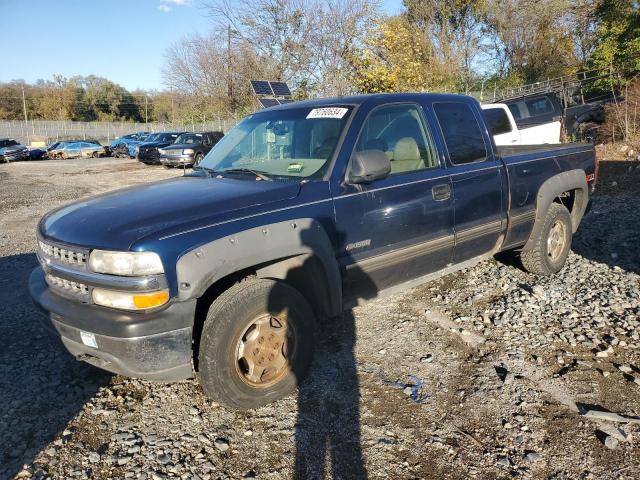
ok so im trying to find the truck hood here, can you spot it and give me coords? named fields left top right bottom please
left=162, top=143, right=200, bottom=151
left=140, top=141, right=173, bottom=149
left=40, top=176, right=302, bottom=250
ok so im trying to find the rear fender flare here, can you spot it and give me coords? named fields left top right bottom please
left=175, top=218, right=342, bottom=317
left=523, top=169, right=588, bottom=251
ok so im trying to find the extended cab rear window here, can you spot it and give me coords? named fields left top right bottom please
left=483, top=108, right=512, bottom=135
left=433, top=102, right=487, bottom=165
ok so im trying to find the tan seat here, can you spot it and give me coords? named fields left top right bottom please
left=391, top=137, right=424, bottom=173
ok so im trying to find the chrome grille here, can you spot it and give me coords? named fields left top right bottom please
left=45, top=274, right=90, bottom=302
left=38, top=240, right=88, bottom=267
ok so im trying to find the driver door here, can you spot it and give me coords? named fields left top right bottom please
left=333, top=103, right=455, bottom=304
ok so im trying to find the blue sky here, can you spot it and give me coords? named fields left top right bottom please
left=0, top=0, right=404, bottom=91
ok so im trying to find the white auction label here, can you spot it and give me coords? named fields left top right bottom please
left=306, top=107, right=348, bottom=119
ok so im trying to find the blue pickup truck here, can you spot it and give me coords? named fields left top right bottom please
left=30, top=93, right=596, bottom=409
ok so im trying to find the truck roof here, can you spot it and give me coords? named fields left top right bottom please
left=265, top=92, right=476, bottom=111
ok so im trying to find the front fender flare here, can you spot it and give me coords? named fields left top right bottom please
left=175, top=218, right=342, bottom=316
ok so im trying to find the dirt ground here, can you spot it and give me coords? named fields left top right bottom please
left=0, top=157, right=639, bottom=480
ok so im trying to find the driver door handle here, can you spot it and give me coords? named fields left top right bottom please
left=432, top=183, right=451, bottom=201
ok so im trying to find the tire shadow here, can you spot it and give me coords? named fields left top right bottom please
left=0, top=253, right=111, bottom=478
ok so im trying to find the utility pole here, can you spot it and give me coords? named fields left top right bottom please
left=145, top=95, right=148, bottom=128
left=227, top=24, right=233, bottom=112
left=21, top=86, right=29, bottom=145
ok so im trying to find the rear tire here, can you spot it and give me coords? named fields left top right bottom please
left=520, top=203, right=572, bottom=275
left=197, top=278, right=316, bottom=410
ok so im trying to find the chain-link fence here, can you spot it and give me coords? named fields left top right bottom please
left=0, top=118, right=238, bottom=146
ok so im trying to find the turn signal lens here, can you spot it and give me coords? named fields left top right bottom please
left=92, top=288, right=169, bottom=310
left=133, top=290, right=170, bottom=309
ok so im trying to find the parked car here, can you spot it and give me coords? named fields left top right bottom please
left=111, top=142, right=131, bottom=158
left=45, top=139, right=102, bottom=159
left=482, top=103, right=561, bottom=145
left=137, top=132, right=185, bottom=165
left=159, top=131, right=224, bottom=168
left=30, top=93, right=596, bottom=410
left=29, top=147, right=47, bottom=160
left=109, top=132, right=150, bottom=150
left=0, top=138, right=29, bottom=162
left=125, top=133, right=153, bottom=158
left=49, top=141, right=107, bottom=159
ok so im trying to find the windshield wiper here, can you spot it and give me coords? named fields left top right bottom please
left=220, top=168, right=273, bottom=182
left=193, top=165, right=216, bottom=178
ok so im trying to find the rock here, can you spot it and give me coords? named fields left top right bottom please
left=88, top=452, right=100, bottom=463
left=496, top=456, right=511, bottom=467
left=524, top=452, right=541, bottom=463
left=604, top=435, right=619, bottom=450
left=214, top=438, right=230, bottom=452
left=420, top=354, right=434, bottom=363
left=157, top=453, right=171, bottom=464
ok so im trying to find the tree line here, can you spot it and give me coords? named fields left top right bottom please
left=1, top=0, right=638, bottom=123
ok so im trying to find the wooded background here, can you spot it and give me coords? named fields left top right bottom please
left=0, top=0, right=637, bottom=128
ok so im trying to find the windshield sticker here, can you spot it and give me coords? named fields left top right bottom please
left=306, top=107, right=348, bottom=119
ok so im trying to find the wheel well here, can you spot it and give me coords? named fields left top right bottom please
left=553, top=187, right=587, bottom=230
left=191, top=254, right=334, bottom=372
left=553, top=189, right=576, bottom=214
left=192, top=266, right=256, bottom=372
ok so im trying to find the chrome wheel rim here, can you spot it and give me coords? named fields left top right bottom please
left=236, top=314, right=292, bottom=387
left=547, top=220, right=566, bottom=262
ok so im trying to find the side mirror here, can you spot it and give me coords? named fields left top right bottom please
left=349, top=149, right=391, bottom=184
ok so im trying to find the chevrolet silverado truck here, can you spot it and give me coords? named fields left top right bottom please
left=30, top=93, right=596, bottom=409
left=159, top=131, right=224, bottom=168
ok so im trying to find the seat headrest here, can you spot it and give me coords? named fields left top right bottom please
left=393, top=137, right=420, bottom=162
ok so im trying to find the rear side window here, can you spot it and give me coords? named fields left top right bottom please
left=433, top=102, right=487, bottom=165
left=483, top=108, right=512, bottom=135
left=507, top=95, right=556, bottom=121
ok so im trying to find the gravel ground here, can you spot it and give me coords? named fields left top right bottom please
left=1, top=157, right=639, bottom=480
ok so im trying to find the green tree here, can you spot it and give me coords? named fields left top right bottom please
left=589, top=0, right=640, bottom=75
left=348, top=16, right=450, bottom=93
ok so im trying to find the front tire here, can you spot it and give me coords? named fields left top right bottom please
left=520, top=202, right=572, bottom=275
left=193, top=153, right=203, bottom=167
left=197, top=278, right=316, bottom=410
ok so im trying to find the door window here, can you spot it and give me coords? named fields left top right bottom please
left=433, top=102, right=487, bottom=165
left=355, top=104, right=438, bottom=174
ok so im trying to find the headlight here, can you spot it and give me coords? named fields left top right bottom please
left=158, top=149, right=166, bottom=155
left=92, top=288, right=169, bottom=310
left=134, top=146, right=140, bottom=153
left=89, top=250, right=164, bottom=276
left=183, top=148, right=194, bottom=155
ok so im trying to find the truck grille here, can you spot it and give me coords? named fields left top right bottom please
left=38, top=240, right=88, bottom=267
left=45, top=274, right=90, bottom=302
left=38, top=239, right=92, bottom=302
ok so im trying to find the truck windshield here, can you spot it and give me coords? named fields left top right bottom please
left=175, top=133, right=202, bottom=144
left=199, top=106, right=352, bottom=178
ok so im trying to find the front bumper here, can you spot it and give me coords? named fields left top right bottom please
left=160, top=155, right=194, bottom=167
left=160, top=154, right=195, bottom=166
left=29, top=267, right=196, bottom=381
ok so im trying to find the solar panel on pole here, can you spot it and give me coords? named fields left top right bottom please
left=250, top=80, right=273, bottom=96
left=258, top=98, right=281, bottom=108
left=269, top=81, right=292, bottom=97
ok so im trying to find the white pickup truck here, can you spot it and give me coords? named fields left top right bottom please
left=482, top=100, right=561, bottom=146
